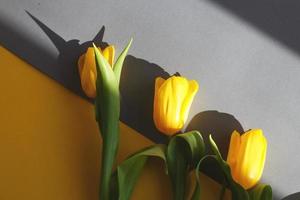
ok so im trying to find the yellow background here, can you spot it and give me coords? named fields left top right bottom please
left=0, top=46, right=229, bottom=200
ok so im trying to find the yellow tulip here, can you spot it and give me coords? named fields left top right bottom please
left=153, top=76, right=199, bottom=135
left=78, top=45, right=115, bottom=98
left=227, top=129, right=267, bottom=189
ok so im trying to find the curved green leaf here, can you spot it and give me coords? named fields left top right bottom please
left=249, top=184, right=272, bottom=200
left=209, top=135, right=273, bottom=199
left=166, top=131, right=205, bottom=200
left=113, top=38, right=133, bottom=85
left=191, top=155, right=211, bottom=200
left=93, top=43, right=117, bottom=88
left=191, top=136, right=249, bottom=200
left=111, top=144, right=166, bottom=200
left=93, top=45, right=121, bottom=200
left=174, top=131, right=205, bottom=167
left=208, top=135, right=249, bottom=200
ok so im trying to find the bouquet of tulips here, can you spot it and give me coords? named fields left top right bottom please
left=77, top=38, right=272, bottom=200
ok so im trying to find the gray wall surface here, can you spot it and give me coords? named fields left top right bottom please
left=1, top=0, right=300, bottom=199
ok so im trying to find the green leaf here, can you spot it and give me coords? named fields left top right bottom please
left=190, top=155, right=211, bottom=200
left=93, top=39, right=133, bottom=200
left=248, top=184, right=272, bottom=200
left=208, top=135, right=250, bottom=200
left=175, top=131, right=205, bottom=167
left=111, top=144, right=166, bottom=200
left=113, top=38, right=133, bottom=85
left=93, top=43, right=117, bottom=89
left=191, top=136, right=250, bottom=200
left=208, top=135, right=223, bottom=162
left=93, top=45, right=121, bottom=200
left=166, top=131, right=205, bottom=200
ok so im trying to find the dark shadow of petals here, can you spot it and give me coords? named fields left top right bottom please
left=186, top=110, right=244, bottom=182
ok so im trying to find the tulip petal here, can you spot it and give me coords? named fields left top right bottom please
left=102, top=45, right=115, bottom=67
left=169, top=77, right=189, bottom=128
left=248, top=130, right=267, bottom=189
left=153, top=77, right=168, bottom=133
left=78, top=54, right=85, bottom=75
left=227, top=130, right=241, bottom=173
left=153, top=76, right=199, bottom=135
left=180, top=80, right=199, bottom=123
left=155, top=77, right=165, bottom=92
left=235, top=129, right=267, bottom=189
left=158, top=77, right=189, bottom=134
left=80, top=48, right=97, bottom=98
left=84, top=48, right=97, bottom=74
left=155, top=78, right=173, bottom=134
left=153, top=78, right=165, bottom=126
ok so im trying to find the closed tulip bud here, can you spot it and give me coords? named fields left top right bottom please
left=227, top=129, right=267, bottom=189
left=78, top=45, right=115, bottom=98
left=153, top=76, right=199, bottom=136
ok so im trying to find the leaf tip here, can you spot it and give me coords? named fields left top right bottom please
left=209, top=134, right=214, bottom=144
left=126, top=38, right=133, bottom=50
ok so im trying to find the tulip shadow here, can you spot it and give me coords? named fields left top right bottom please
left=23, top=11, right=170, bottom=143
left=186, top=110, right=244, bottom=183
left=2, top=10, right=297, bottom=200
left=120, top=55, right=170, bottom=143
left=185, top=111, right=295, bottom=200
left=25, top=11, right=108, bottom=97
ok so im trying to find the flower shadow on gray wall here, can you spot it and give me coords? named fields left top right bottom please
left=25, top=11, right=169, bottom=143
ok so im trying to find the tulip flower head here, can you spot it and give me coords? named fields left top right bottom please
left=227, top=129, right=267, bottom=189
left=153, top=76, right=199, bottom=136
left=78, top=45, right=115, bottom=98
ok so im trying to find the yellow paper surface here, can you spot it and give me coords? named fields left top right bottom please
left=0, top=46, right=230, bottom=200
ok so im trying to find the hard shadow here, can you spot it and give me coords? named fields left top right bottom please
left=120, top=55, right=169, bottom=143
left=1, top=11, right=169, bottom=143
left=200, top=1, right=300, bottom=196
left=209, top=0, right=300, bottom=56
left=186, top=110, right=244, bottom=183
left=2, top=10, right=294, bottom=199
left=26, top=11, right=108, bottom=97
left=186, top=110, right=244, bottom=157
left=186, top=111, right=299, bottom=199
left=0, top=16, right=60, bottom=91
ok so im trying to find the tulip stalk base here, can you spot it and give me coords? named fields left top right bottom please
left=219, top=182, right=226, bottom=200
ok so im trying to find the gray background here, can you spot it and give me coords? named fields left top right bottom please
left=1, top=0, right=300, bottom=199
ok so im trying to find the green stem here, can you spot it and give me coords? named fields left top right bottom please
left=170, top=147, right=187, bottom=200
left=219, top=182, right=226, bottom=200
left=99, top=125, right=119, bottom=200
left=97, top=88, right=120, bottom=200
left=92, top=41, right=132, bottom=200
